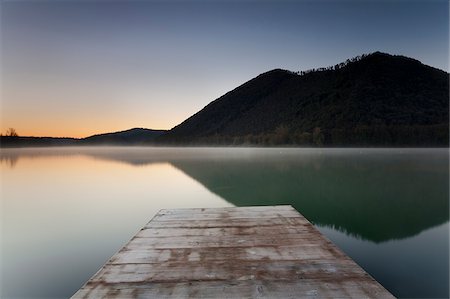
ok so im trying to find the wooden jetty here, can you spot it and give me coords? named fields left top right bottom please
left=72, top=205, right=395, bottom=298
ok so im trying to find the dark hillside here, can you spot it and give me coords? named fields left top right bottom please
left=160, top=52, right=449, bottom=146
left=81, top=128, right=166, bottom=145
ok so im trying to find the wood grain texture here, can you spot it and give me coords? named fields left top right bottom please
left=71, top=205, right=395, bottom=298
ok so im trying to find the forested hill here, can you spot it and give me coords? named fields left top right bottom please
left=160, top=52, right=449, bottom=146
left=81, top=128, right=166, bottom=145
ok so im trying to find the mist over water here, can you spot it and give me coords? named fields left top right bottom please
left=1, top=147, right=448, bottom=298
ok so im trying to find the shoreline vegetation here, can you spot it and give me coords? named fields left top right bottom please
left=1, top=125, right=448, bottom=148
left=2, top=52, right=448, bottom=148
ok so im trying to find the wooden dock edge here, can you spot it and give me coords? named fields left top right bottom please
left=72, top=205, right=396, bottom=298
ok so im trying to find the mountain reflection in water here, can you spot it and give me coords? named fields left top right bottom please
left=2, top=147, right=447, bottom=243
left=1, top=147, right=448, bottom=298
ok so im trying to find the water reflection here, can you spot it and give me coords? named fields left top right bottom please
left=171, top=150, right=449, bottom=243
left=2, top=147, right=448, bottom=243
left=1, top=147, right=448, bottom=298
left=0, top=148, right=231, bottom=299
left=0, top=155, right=18, bottom=168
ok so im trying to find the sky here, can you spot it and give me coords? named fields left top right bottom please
left=1, top=0, right=448, bottom=138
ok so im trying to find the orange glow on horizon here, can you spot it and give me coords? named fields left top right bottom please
left=0, top=121, right=173, bottom=138
left=0, top=102, right=199, bottom=138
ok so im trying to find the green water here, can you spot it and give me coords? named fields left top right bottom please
left=1, top=147, right=448, bottom=298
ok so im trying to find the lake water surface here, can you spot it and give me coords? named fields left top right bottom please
left=1, top=147, right=448, bottom=298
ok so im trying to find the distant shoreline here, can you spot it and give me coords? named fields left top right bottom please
left=1, top=136, right=448, bottom=149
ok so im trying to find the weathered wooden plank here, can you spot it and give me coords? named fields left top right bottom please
left=75, top=280, right=393, bottom=299
left=125, top=233, right=329, bottom=249
left=145, top=216, right=309, bottom=229
left=136, top=223, right=315, bottom=238
left=159, top=205, right=294, bottom=215
left=154, top=206, right=300, bottom=221
left=109, top=245, right=344, bottom=264
left=88, top=259, right=367, bottom=284
left=72, top=206, right=395, bottom=299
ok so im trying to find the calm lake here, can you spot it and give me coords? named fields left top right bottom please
left=1, top=147, right=448, bottom=298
